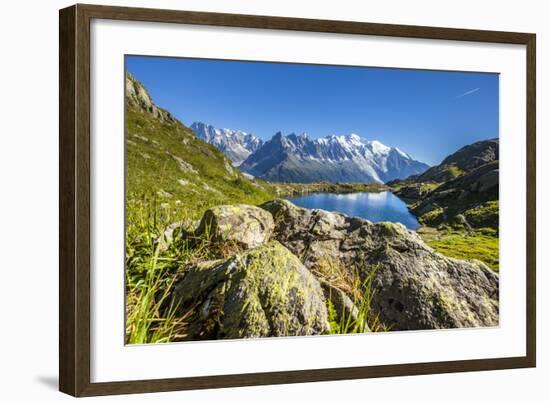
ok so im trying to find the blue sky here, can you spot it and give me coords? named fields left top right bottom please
left=126, top=55, right=499, bottom=165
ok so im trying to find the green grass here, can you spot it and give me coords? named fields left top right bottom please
left=446, top=164, right=464, bottom=178
left=464, top=201, right=499, bottom=229
left=418, top=207, right=445, bottom=226
left=125, top=244, right=185, bottom=344
left=326, top=266, right=387, bottom=335
left=124, top=102, right=395, bottom=343
left=423, top=230, right=499, bottom=272
left=312, top=257, right=387, bottom=334
left=125, top=195, right=236, bottom=343
left=125, top=197, right=191, bottom=344
left=419, top=182, right=440, bottom=193
left=126, top=106, right=278, bottom=221
left=273, top=181, right=388, bottom=196
left=126, top=105, right=385, bottom=220
left=125, top=84, right=499, bottom=343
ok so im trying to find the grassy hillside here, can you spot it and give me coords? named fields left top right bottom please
left=126, top=98, right=386, bottom=221
left=124, top=73, right=288, bottom=343
left=417, top=226, right=499, bottom=271
left=126, top=106, right=278, bottom=220
left=124, top=76, right=387, bottom=343
left=124, top=73, right=499, bottom=343
left=389, top=139, right=500, bottom=272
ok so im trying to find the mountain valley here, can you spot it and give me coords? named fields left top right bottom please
left=124, top=73, right=500, bottom=344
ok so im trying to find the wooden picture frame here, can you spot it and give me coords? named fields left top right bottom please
left=59, top=3, right=536, bottom=397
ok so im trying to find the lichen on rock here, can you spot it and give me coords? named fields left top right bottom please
left=260, top=199, right=499, bottom=331
left=195, top=204, right=275, bottom=251
left=170, top=242, right=330, bottom=340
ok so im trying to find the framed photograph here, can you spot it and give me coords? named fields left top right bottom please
left=59, top=4, right=536, bottom=397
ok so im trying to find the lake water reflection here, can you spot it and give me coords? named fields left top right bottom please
left=286, top=191, right=420, bottom=230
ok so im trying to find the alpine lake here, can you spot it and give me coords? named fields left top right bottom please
left=286, top=191, right=420, bottom=230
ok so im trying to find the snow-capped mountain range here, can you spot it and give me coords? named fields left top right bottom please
left=190, top=122, right=264, bottom=166
left=190, top=122, right=429, bottom=183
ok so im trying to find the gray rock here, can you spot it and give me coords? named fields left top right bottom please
left=157, top=221, right=181, bottom=251
left=170, top=242, right=330, bottom=340
left=450, top=214, right=473, bottom=232
left=475, top=168, right=499, bottom=193
left=195, top=204, right=274, bottom=250
left=260, top=199, right=499, bottom=331
left=415, top=138, right=498, bottom=183
left=166, top=152, right=198, bottom=174
left=126, top=73, right=175, bottom=124
left=393, top=182, right=438, bottom=201
left=224, top=158, right=236, bottom=177
left=157, top=219, right=201, bottom=252
left=406, top=161, right=499, bottom=230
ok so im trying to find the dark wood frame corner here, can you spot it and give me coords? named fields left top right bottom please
left=59, top=3, right=536, bottom=397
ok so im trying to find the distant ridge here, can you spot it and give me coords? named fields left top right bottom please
left=190, top=122, right=263, bottom=166
left=238, top=131, right=429, bottom=183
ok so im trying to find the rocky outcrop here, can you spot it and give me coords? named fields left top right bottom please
left=126, top=73, right=175, bottom=124
left=414, top=138, right=498, bottom=184
left=260, top=200, right=499, bottom=330
left=390, top=139, right=499, bottom=229
left=169, top=242, right=330, bottom=340
left=439, top=161, right=499, bottom=195
left=195, top=204, right=274, bottom=250
left=392, top=183, right=435, bottom=201
left=410, top=161, right=499, bottom=229
left=168, top=201, right=499, bottom=341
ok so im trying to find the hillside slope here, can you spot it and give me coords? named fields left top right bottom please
left=125, top=73, right=276, bottom=220
left=399, top=138, right=498, bottom=184
left=390, top=138, right=499, bottom=271
left=124, top=73, right=499, bottom=344
left=391, top=138, right=499, bottom=230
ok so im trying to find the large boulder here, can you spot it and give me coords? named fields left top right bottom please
left=260, top=200, right=499, bottom=331
left=261, top=199, right=349, bottom=259
left=170, top=242, right=330, bottom=340
left=195, top=204, right=274, bottom=250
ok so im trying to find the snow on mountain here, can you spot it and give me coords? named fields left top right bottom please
left=190, top=122, right=264, bottom=166
left=239, top=132, right=429, bottom=183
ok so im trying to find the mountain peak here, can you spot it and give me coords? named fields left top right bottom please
left=190, top=121, right=208, bottom=129
left=190, top=122, right=264, bottom=166
left=189, top=124, right=428, bottom=183
left=394, top=147, right=411, bottom=159
left=367, top=140, right=391, bottom=154
left=239, top=131, right=428, bottom=183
